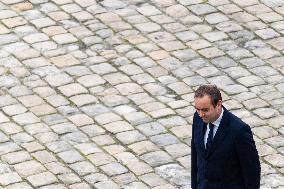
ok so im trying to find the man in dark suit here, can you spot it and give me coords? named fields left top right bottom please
left=191, top=85, right=260, bottom=189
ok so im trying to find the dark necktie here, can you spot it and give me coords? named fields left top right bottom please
left=206, top=123, right=214, bottom=150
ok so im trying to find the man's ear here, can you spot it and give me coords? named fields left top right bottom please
left=217, top=100, right=222, bottom=108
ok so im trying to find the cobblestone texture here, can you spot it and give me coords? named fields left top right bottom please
left=0, top=0, right=283, bottom=188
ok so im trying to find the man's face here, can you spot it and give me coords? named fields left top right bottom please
left=194, top=95, right=222, bottom=123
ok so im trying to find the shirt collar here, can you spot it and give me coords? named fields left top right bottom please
left=211, top=107, right=223, bottom=127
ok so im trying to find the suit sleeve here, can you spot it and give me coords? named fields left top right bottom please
left=235, top=124, right=261, bottom=189
left=191, top=114, right=198, bottom=189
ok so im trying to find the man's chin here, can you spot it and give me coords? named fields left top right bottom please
left=202, top=119, right=209, bottom=123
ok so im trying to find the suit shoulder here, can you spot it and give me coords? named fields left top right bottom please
left=226, top=110, right=250, bottom=132
left=192, top=112, right=201, bottom=130
left=193, top=111, right=200, bottom=121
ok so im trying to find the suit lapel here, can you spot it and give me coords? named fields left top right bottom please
left=206, top=107, right=230, bottom=158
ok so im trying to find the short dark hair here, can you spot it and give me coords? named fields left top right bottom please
left=194, top=85, right=222, bottom=107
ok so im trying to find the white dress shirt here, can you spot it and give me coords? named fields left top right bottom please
left=204, top=108, right=224, bottom=147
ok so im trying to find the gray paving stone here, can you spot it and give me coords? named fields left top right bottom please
left=13, top=112, right=40, bottom=125
left=175, top=31, right=199, bottom=42
left=253, top=47, right=280, bottom=59
left=58, top=173, right=81, bottom=185
left=87, top=152, right=115, bottom=166
left=123, top=181, right=149, bottom=189
left=68, top=113, right=94, bottom=127
left=151, top=133, right=179, bottom=147
left=125, top=15, right=149, bottom=25
left=159, top=41, right=186, bottom=52
left=196, top=66, right=221, bottom=78
left=124, top=111, right=152, bottom=125
left=0, top=75, right=20, bottom=88
left=70, top=94, right=98, bottom=107
left=155, top=164, right=190, bottom=186
left=61, top=131, right=89, bottom=144
left=231, top=11, right=258, bottom=23
left=58, top=83, right=88, bottom=97
left=221, top=84, right=249, bottom=95
left=136, top=122, right=167, bottom=137
left=166, top=4, right=190, bottom=18
left=158, top=116, right=188, bottom=128
left=0, top=95, right=17, bottom=107
left=100, top=162, right=128, bottom=176
left=58, top=150, right=84, bottom=164
left=4, top=182, right=33, bottom=189
left=183, top=75, right=207, bottom=87
left=216, top=21, right=244, bottom=33
left=0, top=172, right=22, bottom=186
left=2, top=104, right=26, bottom=116
left=257, top=12, right=283, bottom=23
left=258, top=143, right=277, bottom=157
left=198, top=46, right=225, bottom=58
left=128, top=141, right=159, bottom=156
left=203, top=31, right=228, bottom=42
left=84, top=173, right=107, bottom=185
left=46, top=141, right=72, bottom=153
left=243, top=98, right=269, bottom=110
left=74, top=142, right=102, bottom=155
left=205, top=12, right=229, bottom=24
left=95, top=180, right=120, bottom=189
left=131, top=73, right=155, bottom=84
left=252, top=126, right=279, bottom=139
left=44, top=73, right=73, bottom=87
left=112, top=172, right=137, bottom=185
left=57, top=105, right=79, bottom=116
left=189, top=4, right=217, bottom=15
left=113, top=105, right=137, bottom=116
left=237, top=75, right=266, bottom=87
left=139, top=173, right=167, bottom=187
left=14, top=160, right=46, bottom=177
left=116, top=130, right=146, bottom=145
left=227, top=48, right=254, bottom=60
left=2, top=151, right=32, bottom=164
left=114, top=152, right=138, bottom=165
left=27, top=172, right=58, bottom=187
left=253, top=87, right=275, bottom=96
left=45, top=161, right=72, bottom=175
left=92, top=135, right=115, bottom=146
left=32, top=150, right=57, bottom=164
left=187, top=39, right=211, bottom=50
left=70, top=161, right=98, bottom=176
left=244, top=20, right=267, bottom=31
left=163, top=23, right=187, bottom=33
left=164, top=143, right=191, bottom=158
left=21, top=141, right=45, bottom=153
left=264, top=154, right=284, bottom=168
left=39, top=184, right=68, bottom=189
left=126, top=161, right=153, bottom=176
left=255, top=28, right=280, bottom=39
left=0, top=162, right=11, bottom=174
left=69, top=182, right=91, bottom=189
left=64, top=66, right=92, bottom=76
left=253, top=108, right=280, bottom=119
left=265, top=136, right=284, bottom=148
left=11, top=132, right=34, bottom=144
left=133, top=57, right=157, bottom=69
left=261, top=174, right=284, bottom=188
left=172, top=49, right=198, bottom=62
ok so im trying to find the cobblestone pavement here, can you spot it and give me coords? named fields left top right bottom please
left=0, top=0, right=283, bottom=188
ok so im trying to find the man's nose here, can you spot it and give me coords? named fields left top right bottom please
left=199, top=111, right=205, bottom=117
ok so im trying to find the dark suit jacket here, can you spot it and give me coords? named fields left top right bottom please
left=191, top=106, right=260, bottom=189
